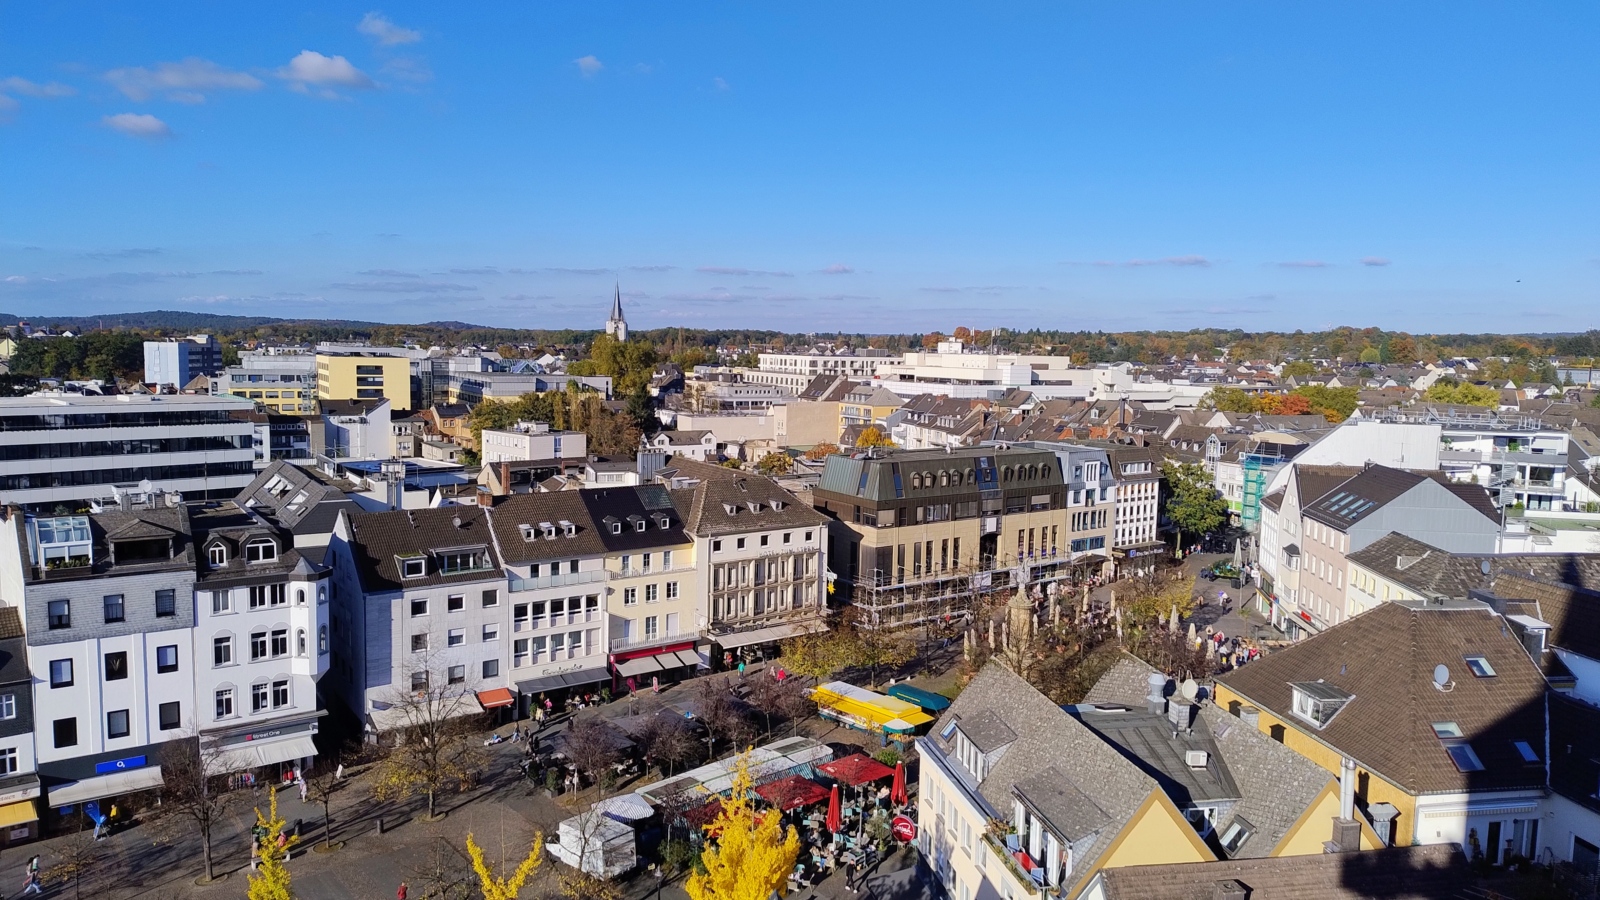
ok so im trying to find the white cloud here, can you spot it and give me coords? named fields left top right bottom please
left=357, top=12, right=421, bottom=46
left=819, top=263, right=854, bottom=275
left=0, top=95, right=17, bottom=118
left=102, top=113, right=171, bottom=139
left=575, top=55, right=603, bottom=77
left=1277, top=260, right=1329, bottom=268
left=278, top=51, right=375, bottom=91
left=713, top=76, right=730, bottom=91
left=105, top=58, right=262, bottom=102
left=1, top=77, right=75, bottom=99
left=1360, top=256, right=1391, bottom=267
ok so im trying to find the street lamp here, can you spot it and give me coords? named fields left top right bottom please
left=652, top=863, right=665, bottom=900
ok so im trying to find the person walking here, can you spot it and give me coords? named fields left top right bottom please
left=650, top=674, right=660, bottom=694
left=397, top=881, right=409, bottom=900
left=21, top=869, right=42, bottom=895
left=335, top=762, right=344, bottom=781
left=298, top=776, right=309, bottom=802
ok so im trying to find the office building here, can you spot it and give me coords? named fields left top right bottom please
left=315, top=351, right=413, bottom=411
left=0, top=393, right=257, bottom=508
left=480, top=422, right=588, bottom=465
left=143, top=336, right=222, bottom=390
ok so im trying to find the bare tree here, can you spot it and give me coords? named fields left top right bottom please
left=692, top=679, right=753, bottom=757
left=46, top=825, right=111, bottom=900
left=371, top=658, right=486, bottom=820
left=408, top=836, right=476, bottom=900
left=302, top=760, right=347, bottom=849
left=747, top=675, right=813, bottom=739
left=159, top=735, right=239, bottom=883
left=636, top=712, right=701, bottom=778
left=557, top=718, right=626, bottom=800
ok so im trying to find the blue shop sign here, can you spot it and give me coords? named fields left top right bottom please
left=94, top=755, right=148, bottom=775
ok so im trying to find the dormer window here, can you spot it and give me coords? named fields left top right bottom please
left=400, top=556, right=426, bottom=578
left=1289, top=681, right=1351, bottom=729
left=634, top=519, right=646, bottom=533
left=560, top=520, right=576, bottom=537
left=541, top=521, right=556, bottom=539
left=245, top=538, right=277, bottom=563
left=611, top=522, right=623, bottom=535
left=746, top=501, right=760, bottom=514
left=655, top=514, right=671, bottom=530
left=723, top=502, right=738, bottom=515
left=768, top=499, right=784, bottom=512
left=208, top=543, right=228, bottom=566
left=519, top=524, right=536, bottom=542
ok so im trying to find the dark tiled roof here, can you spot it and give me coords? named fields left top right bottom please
left=1491, top=573, right=1600, bottom=662
left=320, top=398, right=388, bottom=416
left=577, top=485, right=690, bottom=552
left=190, top=502, right=316, bottom=585
left=1260, top=489, right=1285, bottom=512
left=1302, top=465, right=1425, bottom=529
left=0, top=608, right=22, bottom=641
left=344, top=505, right=502, bottom=593
left=1217, top=603, right=1548, bottom=794
left=1098, top=844, right=1477, bottom=900
left=1345, top=533, right=1600, bottom=602
left=235, top=459, right=351, bottom=531
left=1070, top=706, right=1241, bottom=805
left=1291, top=465, right=1363, bottom=507
left=662, top=457, right=827, bottom=537
left=487, top=492, right=607, bottom=564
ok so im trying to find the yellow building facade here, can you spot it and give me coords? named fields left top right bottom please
left=315, top=353, right=412, bottom=410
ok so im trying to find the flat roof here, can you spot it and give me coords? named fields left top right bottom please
left=0, top=393, right=255, bottom=409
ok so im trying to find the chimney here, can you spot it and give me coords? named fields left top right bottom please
left=1328, top=818, right=1362, bottom=854
left=1338, top=757, right=1356, bottom=821
left=1146, top=672, right=1168, bottom=715
left=1238, top=706, right=1260, bottom=729
left=1368, top=803, right=1400, bottom=848
left=1212, top=880, right=1248, bottom=900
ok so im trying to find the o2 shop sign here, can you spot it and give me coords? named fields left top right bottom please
left=891, top=815, right=918, bottom=842
left=94, top=755, right=148, bottom=775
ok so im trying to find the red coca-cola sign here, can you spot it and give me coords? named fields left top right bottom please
left=891, top=815, right=917, bottom=842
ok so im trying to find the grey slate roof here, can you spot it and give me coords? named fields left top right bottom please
left=660, top=457, right=827, bottom=537
left=486, top=492, right=607, bottom=564
left=1098, top=844, right=1477, bottom=900
left=343, top=505, right=502, bottom=593
left=1345, top=532, right=1600, bottom=601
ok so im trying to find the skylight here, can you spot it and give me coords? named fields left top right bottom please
left=1445, top=744, right=1484, bottom=772
left=1464, top=656, right=1496, bottom=677
left=940, top=719, right=959, bottom=739
left=1513, top=741, right=1540, bottom=763
left=1431, top=722, right=1463, bottom=739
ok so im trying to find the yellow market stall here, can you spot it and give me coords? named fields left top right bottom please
left=810, top=681, right=933, bottom=743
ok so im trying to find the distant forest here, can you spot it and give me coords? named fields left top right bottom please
left=4, top=309, right=1599, bottom=385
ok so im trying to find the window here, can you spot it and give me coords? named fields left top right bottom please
left=448, top=665, right=466, bottom=685
left=245, top=539, right=277, bottom=562
left=644, top=616, right=659, bottom=640
left=208, top=544, right=227, bottom=566
left=410, top=598, right=429, bottom=617
left=645, top=584, right=659, bottom=603
left=623, top=587, right=638, bottom=606
left=713, top=540, right=722, bottom=552
left=269, top=584, right=286, bottom=607
left=760, top=535, right=769, bottom=547
left=252, top=682, right=270, bottom=712
left=401, top=557, right=426, bottom=578
left=1289, top=684, right=1350, bottom=729
left=103, top=594, right=125, bottom=623
left=0, top=694, right=13, bottom=720
left=482, top=589, right=499, bottom=608
left=251, top=631, right=269, bottom=660
left=482, top=623, right=499, bottom=642
left=662, top=550, right=673, bottom=569
left=410, top=671, right=428, bottom=692
left=448, top=628, right=465, bottom=647
left=214, top=635, right=233, bottom=666
left=53, top=718, right=77, bottom=748
left=736, top=538, right=746, bottom=550
left=666, top=581, right=679, bottom=600
left=158, top=701, right=180, bottom=731
left=156, top=588, right=177, bottom=617
left=271, top=680, right=289, bottom=709
left=1445, top=743, right=1484, bottom=772
left=1513, top=741, right=1540, bottom=763
left=447, top=594, right=465, bottom=613
left=104, top=651, right=128, bottom=681
left=269, top=630, right=288, bottom=658
left=319, top=624, right=328, bottom=654
left=412, top=632, right=429, bottom=652
left=157, top=644, right=179, bottom=673
left=106, top=709, right=131, bottom=739
left=482, top=659, right=500, bottom=679
left=0, top=748, right=16, bottom=775
left=436, top=550, right=487, bottom=574
left=215, top=688, right=234, bottom=719
left=805, top=531, right=813, bottom=542
left=1431, top=721, right=1463, bottom=739
left=49, top=659, right=72, bottom=688
left=1219, top=817, right=1255, bottom=856
left=1464, top=656, right=1496, bottom=677
left=211, top=590, right=231, bottom=614
left=250, top=585, right=268, bottom=609
left=47, top=599, right=70, bottom=629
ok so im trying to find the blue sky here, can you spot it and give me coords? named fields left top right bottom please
left=2, top=2, right=1597, bottom=334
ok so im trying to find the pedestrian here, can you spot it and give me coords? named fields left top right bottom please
left=298, top=777, right=308, bottom=802
left=335, top=762, right=344, bottom=781
left=737, top=659, right=746, bottom=679
left=21, top=869, right=42, bottom=895
left=398, top=881, right=409, bottom=900
left=651, top=674, right=660, bottom=694
left=626, top=676, right=637, bottom=696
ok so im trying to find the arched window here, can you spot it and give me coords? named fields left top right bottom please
left=1028, top=465, right=1038, bottom=480
left=939, top=471, right=950, bottom=488
left=318, top=624, right=328, bottom=655
left=297, top=629, right=307, bottom=657
left=1003, top=467, right=1013, bottom=482
left=296, top=588, right=306, bottom=606
left=1041, top=465, right=1051, bottom=479
left=966, top=468, right=976, bottom=483
left=208, top=543, right=227, bottom=566
left=912, top=473, right=924, bottom=489
left=951, top=471, right=963, bottom=487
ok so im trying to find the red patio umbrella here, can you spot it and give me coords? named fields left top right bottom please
left=755, top=775, right=830, bottom=812
left=890, top=761, right=908, bottom=806
left=825, top=783, right=842, bottom=833
left=818, top=753, right=896, bottom=787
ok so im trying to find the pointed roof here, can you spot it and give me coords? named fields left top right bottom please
left=609, top=285, right=625, bottom=323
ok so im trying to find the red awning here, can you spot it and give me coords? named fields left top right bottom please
left=477, top=688, right=517, bottom=710
left=685, top=798, right=724, bottom=828
left=754, top=775, right=830, bottom=811
left=817, top=753, right=896, bottom=787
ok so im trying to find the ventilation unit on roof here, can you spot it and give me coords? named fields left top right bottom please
left=1185, top=750, right=1209, bottom=769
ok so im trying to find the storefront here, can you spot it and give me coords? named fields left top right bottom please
left=708, top=620, right=826, bottom=668
left=0, top=774, right=41, bottom=846
left=205, top=714, right=323, bottom=789
left=515, top=661, right=611, bottom=716
left=43, top=749, right=166, bottom=831
left=610, top=641, right=704, bottom=692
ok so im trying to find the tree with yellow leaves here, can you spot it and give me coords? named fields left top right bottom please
left=686, top=752, right=801, bottom=900
left=247, top=787, right=298, bottom=900
left=466, top=831, right=545, bottom=900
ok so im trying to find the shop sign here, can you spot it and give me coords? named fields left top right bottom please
left=220, top=718, right=318, bottom=747
left=891, top=816, right=917, bottom=842
left=94, top=755, right=148, bottom=775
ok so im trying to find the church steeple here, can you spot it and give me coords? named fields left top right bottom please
left=605, top=284, right=628, bottom=342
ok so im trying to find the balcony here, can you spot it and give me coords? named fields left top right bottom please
left=608, top=630, right=690, bottom=653
left=508, top=569, right=608, bottom=592
left=982, top=830, right=1048, bottom=896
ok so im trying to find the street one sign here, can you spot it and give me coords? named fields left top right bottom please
left=891, top=815, right=917, bottom=842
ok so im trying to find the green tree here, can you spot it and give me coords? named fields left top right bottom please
left=1290, top=385, right=1359, bottom=422
left=755, top=452, right=793, bottom=475
left=1426, top=381, right=1500, bottom=408
left=1201, top=386, right=1259, bottom=413
left=1358, top=347, right=1382, bottom=364
left=1280, top=360, right=1316, bottom=379
left=569, top=334, right=659, bottom=395
left=1162, top=460, right=1227, bottom=549
left=624, top=385, right=657, bottom=434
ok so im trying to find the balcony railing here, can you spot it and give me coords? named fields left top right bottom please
left=508, top=569, right=608, bottom=592
left=608, top=630, right=690, bottom=653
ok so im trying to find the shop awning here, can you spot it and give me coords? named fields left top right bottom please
left=711, top=620, right=825, bottom=649
left=616, top=656, right=664, bottom=678
left=818, top=753, right=896, bottom=787
left=811, top=681, right=934, bottom=733
left=516, top=668, right=610, bottom=695
left=672, top=649, right=705, bottom=668
left=0, top=799, right=37, bottom=828
left=477, top=688, right=517, bottom=710
left=754, top=775, right=830, bottom=811
left=214, top=735, right=319, bottom=773
left=48, top=766, right=165, bottom=808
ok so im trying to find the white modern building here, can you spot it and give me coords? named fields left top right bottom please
left=143, top=335, right=222, bottom=390
left=480, top=422, right=588, bottom=465
left=872, top=341, right=1091, bottom=401
left=0, top=393, right=258, bottom=508
left=756, top=349, right=897, bottom=380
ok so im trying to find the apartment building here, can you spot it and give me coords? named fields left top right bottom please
left=320, top=399, right=394, bottom=461
left=481, top=422, right=587, bottom=464
left=812, top=446, right=1066, bottom=628
left=642, top=431, right=717, bottom=462
left=188, top=503, right=328, bottom=775
left=144, top=335, right=222, bottom=390
left=0, top=608, right=39, bottom=845
left=871, top=340, right=1092, bottom=401
left=444, top=372, right=612, bottom=404
left=1103, top=445, right=1164, bottom=563
left=837, top=385, right=903, bottom=434
left=756, top=349, right=896, bottom=380
left=0, top=506, right=196, bottom=814
left=581, top=487, right=699, bottom=681
left=315, top=351, right=413, bottom=411
left=659, top=458, right=829, bottom=655
left=1293, top=465, right=1499, bottom=634
left=484, top=493, right=613, bottom=707
left=214, top=364, right=316, bottom=414
left=326, top=506, right=509, bottom=733
left=1357, top=407, right=1569, bottom=512
left=0, top=393, right=257, bottom=508
left=1013, top=441, right=1118, bottom=581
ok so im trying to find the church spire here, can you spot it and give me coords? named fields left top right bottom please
left=605, top=284, right=628, bottom=342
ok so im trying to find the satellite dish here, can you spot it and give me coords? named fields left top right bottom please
left=1480, top=560, right=1491, bottom=575
left=1180, top=679, right=1200, bottom=702
left=1433, top=664, right=1450, bottom=687
left=138, top=479, right=154, bottom=495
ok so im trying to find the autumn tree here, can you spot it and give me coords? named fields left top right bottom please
left=755, top=452, right=793, bottom=475
left=777, top=626, right=851, bottom=680
left=854, top=426, right=896, bottom=449
left=1200, top=386, right=1258, bottom=414
left=802, top=442, right=840, bottom=461
left=1162, top=461, right=1227, bottom=549
left=466, top=830, right=545, bottom=900
left=1387, top=334, right=1418, bottom=363
left=1290, top=385, right=1359, bottom=422
left=558, top=717, right=626, bottom=799
left=1426, top=380, right=1500, bottom=408
left=952, top=326, right=973, bottom=342
left=1280, top=360, right=1316, bottom=379
left=371, top=657, right=486, bottom=820
left=686, top=754, right=802, bottom=900
left=919, top=332, right=945, bottom=349
left=637, top=711, right=702, bottom=777
left=1257, top=392, right=1314, bottom=416
left=247, top=787, right=298, bottom=900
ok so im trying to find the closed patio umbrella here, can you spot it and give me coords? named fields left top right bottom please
left=890, top=761, right=908, bottom=806
left=826, top=783, right=842, bottom=833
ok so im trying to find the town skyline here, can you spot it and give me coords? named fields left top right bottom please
left=5, top=2, right=1599, bottom=333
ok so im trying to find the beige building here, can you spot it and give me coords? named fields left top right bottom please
left=315, top=352, right=412, bottom=411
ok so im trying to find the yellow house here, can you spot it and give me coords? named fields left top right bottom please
left=0, top=337, right=17, bottom=361
left=916, top=663, right=1213, bottom=900
left=315, top=352, right=412, bottom=410
left=1214, top=602, right=1549, bottom=862
left=838, top=384, right=904, bottom=438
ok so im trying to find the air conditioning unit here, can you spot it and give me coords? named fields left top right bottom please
left=1185, top=750, right=1209, bottom=768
